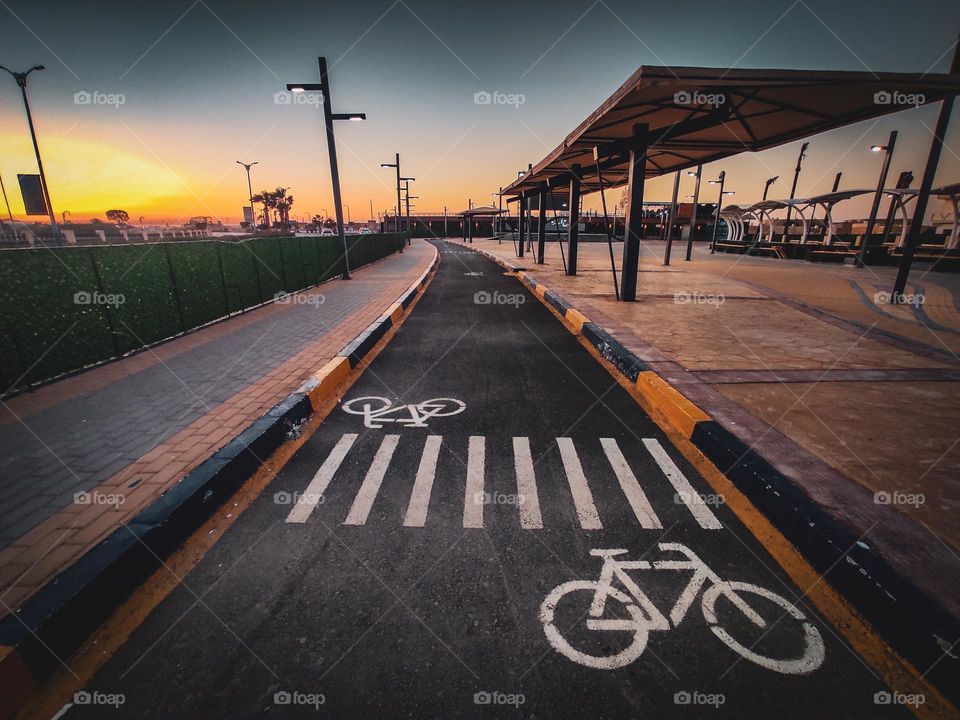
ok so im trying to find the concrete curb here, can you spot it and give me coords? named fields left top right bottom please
left=0, top=246, right=440, bottom=717
left=463, top=241, right=959, bottom=703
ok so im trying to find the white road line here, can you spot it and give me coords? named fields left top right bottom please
left=403, top=435, right=442, bottom=527
left=642, top=438, right=723, bottom=530
left=599, top=438, right=662, bottom=529
left=286, top=433, right=358, bottom=523
left=463, top=435, right=485, bottom=528
left=556, top=437, right=602, bottom=529
left=513, top=437, right=543, bottom=529
left=344, top=435, right=400, bottom=525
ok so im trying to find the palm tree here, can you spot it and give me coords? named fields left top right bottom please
left=251, top=190, right=277, bottom=228
left=273, top=187, right=294, bottom=230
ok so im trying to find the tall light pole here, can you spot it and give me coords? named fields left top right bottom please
left=401, top=177, right=415, bottom=244
left=785, top=142, right=809, bottom=230
left=286, top=56, right=366, bottom=280
left=763, top=175, right=779, bottom=201
left=236, top=160, right=258, bottom=230
left=685, top=166, right=702, bottom=261
left=380, top=154, right=404, bottom=237
left=368, top=198, right=373, bottom=223
left=345, top=204, right=351, bottom=226
left=709, top=171, right=726, bottom=253
left=856, top=132, right=897, bottom=268
left=1, top=64, right=59, bottom=242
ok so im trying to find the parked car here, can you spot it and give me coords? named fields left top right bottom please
left=320, top=228, right=335, bottom=236
left=359, top=227, right=372, bottom=234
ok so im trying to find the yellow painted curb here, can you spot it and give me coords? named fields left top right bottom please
left=635, top=370, right=711, bottom=438
left=564, top=307, right=589, bottom=335
left=307, top=356, right=351, bottom=411
left=388, top=302, right=403, bottom=325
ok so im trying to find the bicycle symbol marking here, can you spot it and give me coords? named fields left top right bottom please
left=341, top=396, right=466, bottom=428
left=540, top=543, right=825, bottom=674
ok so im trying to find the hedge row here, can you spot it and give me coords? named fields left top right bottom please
left=0, top=233, right=405, bottom=392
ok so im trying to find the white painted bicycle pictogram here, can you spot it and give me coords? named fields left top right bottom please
left=341, top=396, right=466, bottom=428
left=540, top=543, right=825, bottom=674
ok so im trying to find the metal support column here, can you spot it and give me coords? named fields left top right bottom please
left=517, top=195, right=526, bottom=257
left=856, top=131, right=897, bottom=267
left=893, top=36, right=959, bottom=299
left=567, top=164, right=581, bottom=275
left=663, top=170, right=680, bottom=266
left=536, top=191, right=547, bottom=263
left=620, top=124, right=648, bottom=302
left=685, top=164, right=701, bottom=261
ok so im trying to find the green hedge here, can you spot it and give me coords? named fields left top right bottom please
left=0, top=233, right=405, bottom=392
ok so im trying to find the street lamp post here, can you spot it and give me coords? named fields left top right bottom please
left=286, top=56, right=366, bottom=280
left=685, top=166, right=702, bottom=261
left=380, top=154, right=403, bottom=237
left=856, top=132, right=897, bottom=268
left=709, top=171, right=726, bottom=253
left=401, top=177, right=415, bottom=244
left=1, top=64, right=60, bottom=243
left=236, top=160, right=258, bottom=231
left=763, top=175, right=779, bottom=201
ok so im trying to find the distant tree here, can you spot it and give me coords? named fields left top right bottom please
left=105, top=209, right=130, bottom=226
left=251, top=190, right=277, bottom=228
left=273, top=187, right=294, bottom=230
left=90, top=218, right=104, bottom=224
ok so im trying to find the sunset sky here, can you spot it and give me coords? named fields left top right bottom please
left=2, top=0, right=960, bottom=225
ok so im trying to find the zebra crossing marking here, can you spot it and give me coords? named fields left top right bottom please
left=403, top=435, right=442, bottom=527
left=600, top=438, right=662, bottom=529
left=513, top=437, right=543, bottom=529
left=463, top=436, right=485, bottom=528
left=642, top=438, right=722, bottom=530
left=286, top=433, right=357, bottom=523
left=556, top=437, right=603, bottom=530
left=284, top=433, right=724, bottom=531
left=344, top=435, right=400, bottom=525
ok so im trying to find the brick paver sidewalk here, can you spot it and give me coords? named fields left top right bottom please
left=464, top=235, right=960, bottom=618
left=0, top=240, right=435, bottom=616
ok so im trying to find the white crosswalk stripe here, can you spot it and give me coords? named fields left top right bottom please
left=462, top=436, right=485, bottom=528
left=556, top=437, right=603, bottom=530
left=600, top=438, right=662, bottom=529
left=513, top=437, right=543, bottom=529
left=344, top=435, right=400, bottom=525
left=643, top=438, right=722, bottom=530
left=285, top=433, right=724, bottom=531
left=286, top=433, right=357, bottom=523
left=403, top=435, right=442, bottom=527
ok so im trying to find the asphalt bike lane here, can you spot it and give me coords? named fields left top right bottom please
left=63, top=240, right=913, bottom=719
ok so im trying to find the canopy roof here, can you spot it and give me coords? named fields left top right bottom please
left=456, top=205, right=502, bottom=216
left=502, top=65, right=960, bottom=197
